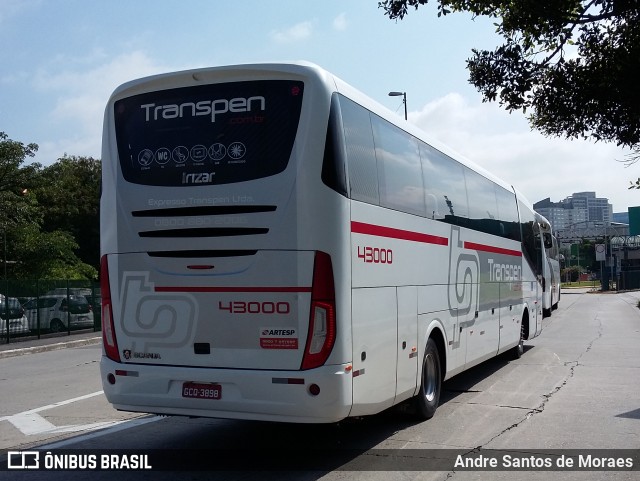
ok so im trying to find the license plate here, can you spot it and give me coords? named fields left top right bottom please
left=182, top=382, right=222, bottom=400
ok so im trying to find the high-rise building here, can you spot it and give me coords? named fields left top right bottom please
left=533, top=192, right=613, bottom=231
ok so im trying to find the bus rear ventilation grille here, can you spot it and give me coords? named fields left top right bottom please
left=147, top=250, right=258, bottom=258
left=138, top=227, right=269, bottom=238
left=131, top=205, right=277, bottom=217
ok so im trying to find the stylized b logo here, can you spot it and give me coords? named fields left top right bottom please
left=447, top=226, right=479, bottom=318
left=120, top=272, right=197, bottom=351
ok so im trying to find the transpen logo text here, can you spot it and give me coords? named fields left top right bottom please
left=140, top=96, right=266, bottom=123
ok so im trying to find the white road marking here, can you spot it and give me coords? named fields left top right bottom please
left=0, top=391, right=104, bottom=419
left=0, top=390, right=134, bottom=436
left=41, top=415, right=164, bottom=449
left=6, top=412, right=57, bottom=435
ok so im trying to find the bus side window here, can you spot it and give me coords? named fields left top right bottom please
left=370, top=115, right=426, bottom=217
left=420, top=144, right=468, bottom=225
left=321, top=94, right=348, bottom=197
left=338, top=95, right=380, bottom=206
left=464, top=168, right=499, bottom=236
left=495, top=186, right=521, bottom=241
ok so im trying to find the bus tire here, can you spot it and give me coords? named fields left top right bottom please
left=414, top=337, right=442, bottom=420
left=510, top=319, right=525, bottom=360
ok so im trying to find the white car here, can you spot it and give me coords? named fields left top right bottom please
left=23, top=295, right=95, bottom=333
left=0, top=297, right=30, bottom=337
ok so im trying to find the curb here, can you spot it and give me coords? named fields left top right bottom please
left=0, top=336, right=101, bottom=359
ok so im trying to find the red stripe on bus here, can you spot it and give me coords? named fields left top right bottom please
left=463, top=241, right=522, bottom=257
left=155, top=286, right=312, bottom=293
left=351, top=221, right=449, bottom=246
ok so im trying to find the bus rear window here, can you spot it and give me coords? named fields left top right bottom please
left=114, top=80, right=304, bottom=186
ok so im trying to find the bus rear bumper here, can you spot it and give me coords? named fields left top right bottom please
left=100, top=357, right=353, bottom=423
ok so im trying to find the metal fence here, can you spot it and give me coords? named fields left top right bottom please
left=1, top=280, right=100, bottom=344
left=617, top=269, right=640, bottom=291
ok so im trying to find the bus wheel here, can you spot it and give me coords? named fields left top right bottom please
left=510, top=321, right=525, bottom=360
left=415, top=337, right=441, bottom=420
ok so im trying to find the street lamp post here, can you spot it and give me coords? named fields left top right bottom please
left=388, top=91, right=407, bottom=120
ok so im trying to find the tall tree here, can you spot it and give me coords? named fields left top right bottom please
left=33, top=155, right=101, bottom=270
left=0, top=132, right=41, bottom=280
left=0, top=133, right=97, bottom=281
left=379, top=1, right=640, bottom=168
left=0, top=131, right=40, bottom=226
left=12, top=224, right=97, bottom=280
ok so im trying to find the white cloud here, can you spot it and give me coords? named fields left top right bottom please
left=36, top=137, right=100, bottom=163
left=0, top=0, right=41, bottom=25
left=34, top=50, right=163, bottom=95
left=270, top=21, right=313, bottom=44
left=0, top=70, right=29, bottom=85
left=333, top=13, right=348, bottom=31
left=30, top=51, right=172, bottom=162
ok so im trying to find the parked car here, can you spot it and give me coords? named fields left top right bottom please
left=22, top=295, right=94, bottom=332
left=84, top=294, right=102, bottom=326
left=0, top=297, right=30, bottom=337
left=45, top=288, right=93, bottom=297
left=83, top=294, right=101, bottom=311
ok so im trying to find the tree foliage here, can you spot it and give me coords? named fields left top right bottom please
left=12, top=225, right=96, bottom=280
left=561, top=265, right=584, bottom=282
left=0, top=132, right=98, bottom=281
left=0, top=131, right=41, bottom=229
left=32, top=155, right=101, bottom=268
left=379, top=0, right=640, bottom=164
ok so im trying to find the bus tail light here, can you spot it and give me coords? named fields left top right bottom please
left=301, top=251, right=336, bottom=370
left=100, top=255, right=121, bottom=363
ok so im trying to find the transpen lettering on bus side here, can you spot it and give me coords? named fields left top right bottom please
left=100, top=62, right=546, bottom=424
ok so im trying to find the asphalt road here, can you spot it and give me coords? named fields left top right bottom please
left=1, top=288, right=639, bottom=480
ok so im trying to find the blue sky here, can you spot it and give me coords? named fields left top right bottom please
left=0, top=0, right=636, bottom=212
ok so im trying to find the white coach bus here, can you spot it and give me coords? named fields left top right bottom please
left=535, top=213, right=561, bottom=317
left=100, top=62, right=545, bottom=423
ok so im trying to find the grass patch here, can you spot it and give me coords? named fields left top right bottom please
left=561, top=281, right=600, bottom=288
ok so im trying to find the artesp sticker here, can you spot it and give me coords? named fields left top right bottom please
left=260, top=327, right=298, bottom=350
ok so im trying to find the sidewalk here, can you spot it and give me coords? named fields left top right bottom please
left=0, top=330, right=101, bottom=359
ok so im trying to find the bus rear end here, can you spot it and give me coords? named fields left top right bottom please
left=99, top=64, right=352, bottom=423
